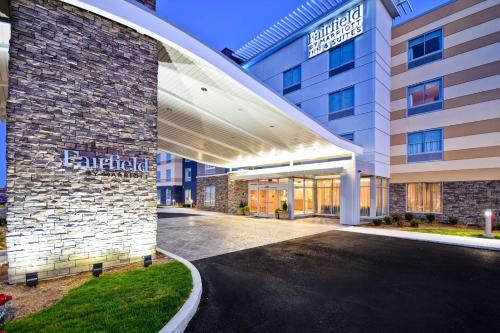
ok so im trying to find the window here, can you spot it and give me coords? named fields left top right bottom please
left=166, top=153, right=172, bottom=163
left=185, top=189, right=192, bottom=204
left=408, top=29, right=443, bottom=69
left=360, top=177, right=371, bottom=217
left=407, top=183, right=442, bottom=213
left=341, top=133, right=354, bottom=141
left=376, top=177, right=389, bottom=216
left=283, top=65, right=301, bottom=94
left=407, top=78, right=443, bottom=116
left=166, top=188, right=172, bottom=204
left=407, top=128, right=443, bottom=163
left=329, top=40, right=355, bottom=76
left=329, top=87, right=354, bottom=120
left=205, top=164, right=215, bottom=175
left=156, top=154, right=161, bottom=165
left=185, top=168, right=192, bottom=182
left=166, top=169, right=171, bottom=181
left=156, top=171, right=161, bottom=181
left=204, top=186, right=216, bottom=207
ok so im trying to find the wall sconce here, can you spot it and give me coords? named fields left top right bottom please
left=92, top=263, right=103, bottom=277
left=25, top=272, right=38, bottom=287
left=144, top=255, right=152, bottom=267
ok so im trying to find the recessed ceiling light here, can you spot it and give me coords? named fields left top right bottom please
left=201, top=87, right=208, bottom=92
left=269, top=125, right=275, bottom=128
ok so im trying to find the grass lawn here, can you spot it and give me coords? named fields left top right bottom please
left=2, top=261, right=192, bottom=333
left=408, top=228, right=500, bottom=239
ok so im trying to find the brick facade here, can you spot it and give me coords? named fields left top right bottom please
left=390, top=181, right=500, bottom=225
left=6, top=0, right=158, bottom=283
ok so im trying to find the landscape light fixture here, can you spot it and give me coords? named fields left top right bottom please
left=92, top=263, right=103, bottom=277
left=201, top=87, right=208, bottom=92
left=144, top=255, right=153, bottom=267
left=25, top=272, right=38, bottom=287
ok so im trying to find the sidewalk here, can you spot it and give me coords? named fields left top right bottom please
left=339, top=226, right=500, bottom=251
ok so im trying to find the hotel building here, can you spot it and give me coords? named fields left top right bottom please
left=0, top=0, right=498, bottom=283
left=196, top=0, right=500, bottom=223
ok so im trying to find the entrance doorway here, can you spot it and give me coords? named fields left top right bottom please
left=249, top=180, right=288, bottom=217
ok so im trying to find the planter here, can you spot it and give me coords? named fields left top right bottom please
left=278, top=211, right=290, bottom=220
left=236, top=208, right=244, bottom=216
left=244, top=210, right=251, bottom=216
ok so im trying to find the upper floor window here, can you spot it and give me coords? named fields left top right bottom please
left=329, top=40, right=355, bottom=76
left=205, top=164, right=216, bottom=175
left=166, top=169, right=171, bottom=181
left=283, top=65, right=301, bottom=94
left=341, top=133, right=354, bottom=141
left=407, top=128, right=443, bottom=163
left=156, top=171, right=161, bottom=181
left=407, top=78, right=443, bottom=116
left=156, top=154, right=161, bottom=165
left=185, top=168, right=192, bottom=182
left=329, top=87, right=354, bottom=121
left=166, top=153, right=172, bottom=163
left=408, top=29, right=443, bottom=69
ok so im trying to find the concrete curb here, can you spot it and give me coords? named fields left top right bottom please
left=157, top=248, right=202, bottom=333
left=339, top=226, right=500, bottom=252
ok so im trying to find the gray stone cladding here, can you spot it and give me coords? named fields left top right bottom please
left=6, top=0, right=158, bottom=283
left=228, top=179, right=249, bottom=215
left=390, top=181, right=500, bottom=224
left=196, top=175, right=229, bottom=213
left=135, top=0, right=156, bottom=11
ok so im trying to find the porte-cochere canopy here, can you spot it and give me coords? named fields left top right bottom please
left=60, top=0, right=363, bottom=169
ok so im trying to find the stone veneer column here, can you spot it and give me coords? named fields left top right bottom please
left=6, top=0, right=158, bottom=283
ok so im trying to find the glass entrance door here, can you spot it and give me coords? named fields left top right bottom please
left=248, top=183, right=288, bottom=217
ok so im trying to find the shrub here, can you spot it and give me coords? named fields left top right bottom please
left=404, top=212, right=414, bottom=221
left=448, top=215, right=459, bottom=225
left=275, top=208, right=282, bottom=214
left=0, top=217, right=5, bottom=227
left=410, top=218, right=421, bottom=228
left=373, top=219, right=383, bottom=226
left=396, top=220, right=404, bottom=227
left=243, top=205, right=250, bottom=212
left=391, top=212, right=402, bottom=222
left=425, top=213, right=436, bottom=224
left=383, top=216, right=392, bottom=225
left=239, top=200, right=245, bottom=208
left=282, top=201, right=288, bottom=212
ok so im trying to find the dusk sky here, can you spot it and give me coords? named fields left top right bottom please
left=0, top=0, right=449, bottom=188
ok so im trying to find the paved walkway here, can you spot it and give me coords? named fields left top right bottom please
left=156, top=208, right=338, bottom=261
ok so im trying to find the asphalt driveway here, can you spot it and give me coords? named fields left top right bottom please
left=186, top=230, right=500, bottom=333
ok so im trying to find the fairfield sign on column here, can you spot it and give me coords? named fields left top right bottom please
left=63, top=150, right=150, bottom=176
left=307, top=3, right=364, bottom=58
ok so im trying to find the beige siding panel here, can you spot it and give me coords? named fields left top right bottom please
left=391, top=63, right=406, bottom=76
left=391, top=100, right=499, bottom=135
left=392, top=0, right=496, bottom=45
left=391, top=42, right=406, bottom=57
left=444, top=88, right=500, bottom=109
left=444, top=145, right=500, bottom=161
left=445, top=17, right=500, bottom=48
left=392, top=43, right=500, bottom=90
left=444, top=118, right=500, bottom=139
left=444, top=61, right=500, bottom=87
left=445, top=76, right=500, bottom=99
left=391, top=156, right=500, bottom=173
left=444, top=132, right=500, bottom=150
left=391, top=87, right=406, bottom=101
left=391, top=168, right=500, bottom=183
left=391, top=144, right=406, bottom=156
left=445, top=31, right=500, bottom=58
left=391, top=133, right=406, bottom=146
left=443, top=4, right=500, bottom=36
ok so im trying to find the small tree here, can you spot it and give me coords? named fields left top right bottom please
left=239, top=200, right=245, bottom=208
left=282, top=201, right=288, bottom=212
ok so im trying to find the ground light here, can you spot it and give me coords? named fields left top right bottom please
left=484, top=209, right=494, bottom=238
left=25, top=272, right=38, bottom=287
left=144, top=255, right=152, bottom=267
left=92, top=263, right=103, bottom=277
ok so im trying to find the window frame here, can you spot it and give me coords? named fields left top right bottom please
left=407, top=28, right=443, bottom=69
left=204, top=185, right=216, bottom=207
left=166, top=169, right=172, bottom=181
left=405, top=182, right=443, bottom=214
left=406, top=128, right=444, bottom=163
left=328, top=86, right=355, bottom=121
left=406, top=77, right=443, bottom=116
left=185, top=168, right=192, bottom=182
left=329, top=39, right=355, bottom=77
left=283, top=65, right=302, bottom=94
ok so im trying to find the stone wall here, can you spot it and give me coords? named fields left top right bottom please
left=135, top=0, right=156, bottom=11
left=196, top=175, right=229, bottom=213
left=228, top=179, right=249, bottom=215
left=6, top=0, right=158, bottom=283
left=390, top=181, right=500, bottom=224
